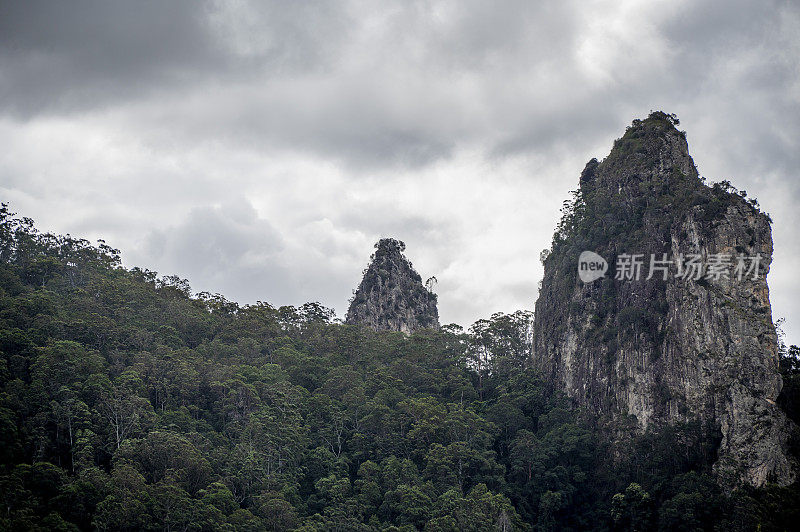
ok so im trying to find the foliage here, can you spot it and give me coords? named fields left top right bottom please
left=0, top=204, right=797, bottom=530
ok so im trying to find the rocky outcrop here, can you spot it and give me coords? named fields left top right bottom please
left=533, top=112, right=797, bottom=488
left=346, top=238, right=439, bottom=333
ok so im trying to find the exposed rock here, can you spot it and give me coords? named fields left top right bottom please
left=533, top=112, right=797, bottom=488
left=346, top=238, right=439, bottom=333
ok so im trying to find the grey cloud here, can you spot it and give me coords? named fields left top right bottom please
left=0, top=0, right=592, bottom=169
left=663, top=0, right=779, bottom=50
left=0, top=0, right=352, bottom=116
left=490, top=101, right=624, bottom=160
left=0, top=0, right=218, bottom=115
left=2, top=0, right=797, bottom=172
left=335, top=208, right=449, bottom=243
left=137, top=200, right=294, bottom=303
left=133, top=199, right=358, bottom=312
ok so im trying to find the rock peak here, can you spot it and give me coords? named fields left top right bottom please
left=346, top=239, right=439, bottom=334
left=583, top=111, right=697, bottom=195
left=533, top=114, right=797, bottom=489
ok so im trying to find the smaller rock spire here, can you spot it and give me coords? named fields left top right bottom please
left=346, top=238, right=439, bottom=333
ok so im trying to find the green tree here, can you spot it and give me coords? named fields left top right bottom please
left=611, top=483, right=654, bottom=532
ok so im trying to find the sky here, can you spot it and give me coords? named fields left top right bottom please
left=0, top=0, right=798, bottom=343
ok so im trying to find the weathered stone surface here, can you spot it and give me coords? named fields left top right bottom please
left=533, top=112, right=797, bottom=488
left=346, top=238, right=439, bottom=333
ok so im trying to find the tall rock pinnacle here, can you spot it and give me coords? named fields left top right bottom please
left=346, top=238, right=439, bottom=333
left=533, top=112, right=797, bottom=488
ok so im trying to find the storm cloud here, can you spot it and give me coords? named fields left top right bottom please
left=1, top=0, right=798, bottom=342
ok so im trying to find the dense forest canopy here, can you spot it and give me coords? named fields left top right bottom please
left=0, top=203, right=798, bottom=531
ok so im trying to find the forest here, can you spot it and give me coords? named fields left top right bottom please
left=1, top=202, right=799, bottom=531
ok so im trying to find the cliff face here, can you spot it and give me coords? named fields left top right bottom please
left=533, top=112, right=796, bottom=488
left=346, top=238, right=439, bottom=333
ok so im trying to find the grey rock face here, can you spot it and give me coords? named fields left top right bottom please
left=346, top=238, right=439, bottom=333
left=533, top=112, right=797, bottom=488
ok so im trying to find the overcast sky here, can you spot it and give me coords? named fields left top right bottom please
left=1, top=0, right=798, bottom=343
